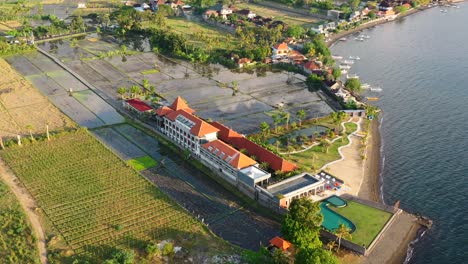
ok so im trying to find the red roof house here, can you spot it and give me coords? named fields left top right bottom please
left=210, top=122, right=297, bottom=173
left=269, top=236, right=292, bottom=252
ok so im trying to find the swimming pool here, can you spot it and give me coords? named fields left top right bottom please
left=320, top=196, right=356, bottom=232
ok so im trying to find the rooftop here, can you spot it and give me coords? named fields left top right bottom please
left=269, top=236, right=292, bottom=252
left=202, top=140, right=257, bottom=169
left=267, top=173, right=323, bottom=197
left=239, top=165, right=270, bottom=181
left=125, top=99, right=153, bottom=112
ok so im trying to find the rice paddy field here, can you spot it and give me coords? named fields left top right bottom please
left=0, top=181, right=39, bottom=264
left=1, top=129, right=232, bottom=262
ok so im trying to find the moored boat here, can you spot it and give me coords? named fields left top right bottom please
left=366, top=97, right=379, bottom=101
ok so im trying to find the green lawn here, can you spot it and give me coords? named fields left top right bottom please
left=0, top=182, right=39, bottom=264
left=289, top=136, right=349, bottom=171
left=332, top=201, right=392, bottom=247
left=128, top=155, right=158, bottom=171
left=1, top=129, right=231, bottom=262
left=344, top=122, right=358, bottom=134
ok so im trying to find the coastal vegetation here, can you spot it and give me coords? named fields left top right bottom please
left=0, top=129, right=235, bottom=262
left=0, top=181, right=40, bottom=264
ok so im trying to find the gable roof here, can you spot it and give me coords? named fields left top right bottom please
left=170, top=96, right=194, bottom=113
left=125, top=99, right=153, bottom=112
left=210, top=122, right=297, bottom=173
left=155, top=106, right=173, bottom=116
left=273, top=42, right=289, bottom=51
left=269, top=236, right=292, bottom=252
left=166, top=109, right=219, bottom=137
left=303, top=60, right=321, bottom=71
left=203, top=140, right=257, bottom=169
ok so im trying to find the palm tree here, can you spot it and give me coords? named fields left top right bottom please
left=25, top=124, right=34, bottom=141
left=272, top=114, right=281, bottom=133
left=130, top=85, right=140, bottom=98
left=259, top=122, right=270, bottom=138
left=281, top=111, right=290, bottom=130
left=320, top=139, right=331, bottom=153
left=335, top=224, right=352, bottom=251
left=326, top=240, right=337, bottom=252
left=259, top=162, right=269, bottom=171
left=142, top=79, right=150, bottom=91
left=117, top=87, right=127, bottom=99
left=296, top=109, right=306, bottom=127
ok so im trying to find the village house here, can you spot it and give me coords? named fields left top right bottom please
left=235, top=9, right=256, bottom=19
left=237, top=57, right=252, bottom=68
left=303, top=60, right=323, bottom=75
left=272, top=42, right=291, bottom=59
left=269, top=236, right=293, bottom=252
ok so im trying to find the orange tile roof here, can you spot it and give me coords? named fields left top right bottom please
left=303, top=61, right=320, bottom=71
left=155, top=106, right=173, bottom=116
left=170, top=96, right=194, bottom=113
left=210, top=122, right=297, bottom=173
left=202, top=140, right=257, bottom=169
left=166, top=109, right=219, bottom=137
left=273, top=42, right=289, bottom=51
left=269, top=236, right=292, bottom=252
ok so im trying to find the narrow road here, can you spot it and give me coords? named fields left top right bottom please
left=0, top=159, right=47, bottom=264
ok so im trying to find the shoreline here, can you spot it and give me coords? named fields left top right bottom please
left=327, top=6, right=431, bottom=48
left=358, top=118, right=381, bottom=203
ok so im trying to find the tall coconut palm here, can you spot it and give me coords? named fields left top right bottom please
left=272, top=114, right=281, bottom=133
left=320, top=139, right=331, bottom=153
left=117, top=87, right=126, bottom=99
left=326, top=240, right=337, bottom=252
left=296, top=109, right=306, bottom=127
left=335, top=224, right=352, bottom=251
left=25, top=124, right=34, bottom=141
left=281, top=111, right=290, bottom=130
left=259, top=122, right=270, bottom=138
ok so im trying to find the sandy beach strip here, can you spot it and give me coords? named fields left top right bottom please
left=358, top=119, right=381, bottom=203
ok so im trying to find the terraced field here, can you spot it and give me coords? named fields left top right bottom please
left=1, top=129, right=220, bottom=260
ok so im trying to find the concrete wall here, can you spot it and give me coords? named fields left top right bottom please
left=341, top=194, right=398, bottom=213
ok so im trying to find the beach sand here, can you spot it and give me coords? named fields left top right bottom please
left=358, top=119, right=381, bottom=203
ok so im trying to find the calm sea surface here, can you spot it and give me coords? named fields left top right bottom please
left=331, top=5, right=468, bottom=263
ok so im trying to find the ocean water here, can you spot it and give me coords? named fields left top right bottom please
left=331, top=5, right=468, bottom=263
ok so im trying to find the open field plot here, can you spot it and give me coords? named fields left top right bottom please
left=0, top=130, right=221, bottom=259
left=92, top=126, right=146, bottom=160
left=142, top=17, right=238, bottom=51
left=0, top=58, right=74, bottom=137
left=0, top=181, right=40, bottom=264
left=332, top=201, right=392, bottom=247
left=235, top=3, right=320, bottom=27
left=72, top=90, right=125, bottom=125
left=113, top=124, right=163, bottom=159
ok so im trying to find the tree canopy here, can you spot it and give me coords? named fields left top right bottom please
left=295, top=247, right=338, bottom=264
left=281, top=198, right=323, bottom=249
left=344, top=78, right=361, bottom=92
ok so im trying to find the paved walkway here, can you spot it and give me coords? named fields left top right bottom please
left=0, top=159, right=47, bottom=264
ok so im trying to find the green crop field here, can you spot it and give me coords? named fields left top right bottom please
left=0, top=182, right=39, bottom=264
left=127, top=156, right=158, bottom=171
left=1, top=129, right=228, bottom=261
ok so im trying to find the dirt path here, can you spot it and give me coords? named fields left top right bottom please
left=0, top=159, right=47, bottom=264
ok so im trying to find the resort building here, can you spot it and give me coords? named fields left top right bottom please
left=155, top=97, right=219, bottom=156
left=152, top=97, right=341, bottom=211
left=266, top=173, right=325, bottom=208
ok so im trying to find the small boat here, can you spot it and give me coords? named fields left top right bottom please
left=342, top=60, right=354, bottom=65
left=370, top=87, right=382, bottom=92
left=366, top=97, right=379, bottom=101
left=347, top=74, right=359, bottom=79
left=339, top=37, right=347, bottom=41
left=361, top=83, right=371, bottom=89
left=357, top=38, right=365, bottom=41
left=332, top=55, right=343, bottom=60
left=364, top=35, right=370, bottom=39
left=349, top=56, right=360, bottom=60
left=341, top=69, right=348, bottom=74
left=339, top=65, right=351, bottom=70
